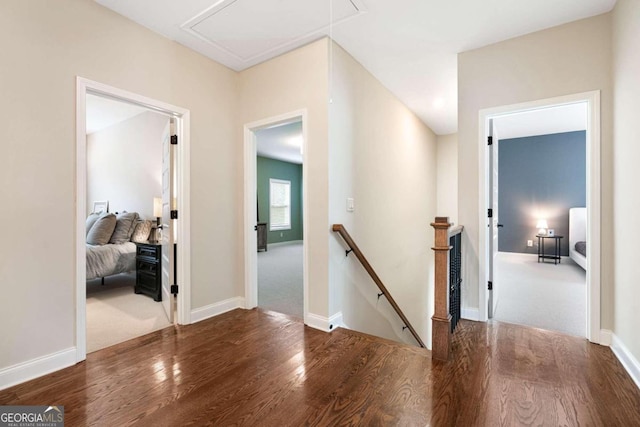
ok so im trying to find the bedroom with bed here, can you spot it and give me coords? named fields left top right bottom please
left=493, top=126, right=588, bottom=338
left=85, top=94, right=172, bottom=352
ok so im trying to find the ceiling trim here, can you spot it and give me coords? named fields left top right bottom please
left=180, top=0, right=367, bottom=65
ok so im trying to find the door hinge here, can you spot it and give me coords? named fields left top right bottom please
left=488, top=136, right=493, bottom=145
left=488, top=281, right=493, bottom=291
left=171, top=284, right=179, bottom=294
left=170, top=210, right=178, bottom=219
left=171, top=135, right=178, bottom=145
left=488, top=208, right=493, bottom=218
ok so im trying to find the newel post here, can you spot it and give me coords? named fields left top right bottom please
left=431, top=216, right=452, bottom=361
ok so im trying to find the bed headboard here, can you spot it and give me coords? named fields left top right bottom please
left=569, top=207, right=586, bottom=247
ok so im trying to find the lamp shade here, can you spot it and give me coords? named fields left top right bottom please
left=536, top=219, right=548, bottom=229
left=153, top=197, right=163, bottom=218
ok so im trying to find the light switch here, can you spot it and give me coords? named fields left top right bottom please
left=347, top=198, right=355, bottom=212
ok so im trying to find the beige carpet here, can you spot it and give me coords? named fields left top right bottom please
left=86, top=273, right=172, bottom=353
left=258, top=241, right=303, bottom=318
left=493, top=252, right=586, bottom=337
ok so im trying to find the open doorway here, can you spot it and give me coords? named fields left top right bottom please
left=479, top=91, right=602, bottom=343
left=76, top=78, right=192, bottom=362
left=84, top=94, right=171, bottom=352
left=243, top=110, right=309, bottom=322
left=488, top=103, right=587, bottom=337
left=255, top=121, right=304, bottom=318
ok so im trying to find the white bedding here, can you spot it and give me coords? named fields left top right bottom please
left=569, top=207, right=587, bottom=270
left=86, top=242, right=136, bottom=280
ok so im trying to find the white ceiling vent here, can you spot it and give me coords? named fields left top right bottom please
left=181, top=0, right=365, bottom=64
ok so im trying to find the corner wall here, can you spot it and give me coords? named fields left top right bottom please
left=457, top=14, right=613, bottom=321
left=239, top=39, right=330, bottom=318
left=436, top=133, right=458, bottom=224
left=0, top=0, right=238, bottom=373
left=329, top=42, right=438, bottom=346
left=612, top=0, right=640, bottom=371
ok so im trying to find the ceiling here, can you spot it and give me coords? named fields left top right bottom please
left=95, top=0, right=616, bottom=135
left=256, top=121, right=303, bottom=164
left=86, top=94, right=149, bottom=134
left=494, top=103, right=587, bottom=140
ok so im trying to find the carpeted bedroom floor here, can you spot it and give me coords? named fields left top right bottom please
left=258, top=241, right=303, bottom=319
left=86, top=273, right=171, bottom=353
left=493, top=252, right=587, bottom=337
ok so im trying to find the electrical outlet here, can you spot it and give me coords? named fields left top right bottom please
left=527, top=240, right=533, bottom=247
left=280, top=232, right=283, bottom=237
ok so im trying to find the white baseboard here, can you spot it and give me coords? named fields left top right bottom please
left=305, top=311, right=343, bottom=332
left=599, top=329, right=612, bottom=346
left=190, top=297, right=245, bottom=324
left=0, top=347, right=76, bottom=391
left=461, top=308, right=480, bottom=321
left=611, top=333, right=640, bottom=391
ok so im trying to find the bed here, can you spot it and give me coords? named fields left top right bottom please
left=85, top=211, right=153, bottom=281
left=86, top=242, right=137, bottom=280
left=569, top=207, right=587, bottom=270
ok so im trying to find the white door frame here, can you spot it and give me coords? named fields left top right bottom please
left=243, top=110, right=309, bottom=323
left=478, top=90, right=601, bottom=343
left=75, top=77, right=192, bottom=362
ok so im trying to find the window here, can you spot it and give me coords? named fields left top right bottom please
left=269, top=179, right=291, bottom=231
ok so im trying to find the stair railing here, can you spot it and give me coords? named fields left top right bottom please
left=332, top=224, right=426, bottom=348
left=431, top=217, right=464, bottom=361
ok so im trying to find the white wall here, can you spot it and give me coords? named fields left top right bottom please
left=612, top=0, right=640, bottom=365
left=436, top=133, right=458, bottom=225
left=329, top=42, right=438, bottom=347
left=239, top=39, right=330, bottom=317
left=87, top=111, right=167, bottom=218
left=457, top=14, right=613, bottom=319
left=0, top=0, right=238, bottom=371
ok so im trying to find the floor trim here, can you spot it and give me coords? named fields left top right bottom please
left=306, top=312, right=343, bottom=332
left=611, top=333, right=640, bottom=391
left=600, top=329, right=613, bottom=346
left=462, top=308, right=480, bottom=321
left=191, top=297, right=246, bottom=324
left=0, top=347, right=76, bottom=391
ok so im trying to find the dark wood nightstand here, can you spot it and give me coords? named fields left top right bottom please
left=135, top=241, right=162, bottom=301
left=537, top=234, right=563, bottom=265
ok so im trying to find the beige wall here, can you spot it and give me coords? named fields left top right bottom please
left=612, top=0, right=640, bottom=362
left=0, top=0, right=239, bottom=369
left=87, top=111, right=168, bottom=218
left=457, top=15, right=613, bottom=320
left=329, top=43, right=438, bottom=346
left=436, top=133, right=458, bottom=225
left=239, top=39, right=330, bottom=317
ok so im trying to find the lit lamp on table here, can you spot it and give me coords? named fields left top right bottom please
left=151, top=197, right=162, bottom=242
left=536, top=219, right=548, bottom=236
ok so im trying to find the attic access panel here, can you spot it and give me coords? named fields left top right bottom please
left=183, top=0, right=364, bottom=62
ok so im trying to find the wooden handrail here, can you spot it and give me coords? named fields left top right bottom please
left=332, top=224, right=426, bottom=348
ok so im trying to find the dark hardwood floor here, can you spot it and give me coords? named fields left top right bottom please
left=2, top=308, right=639, bottom=426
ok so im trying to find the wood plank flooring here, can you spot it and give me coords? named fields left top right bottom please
left=1, top=308, right=640, bottom=426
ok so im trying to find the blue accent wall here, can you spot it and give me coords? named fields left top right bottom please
left=498, top=131, right=586, bottom=256
left=257, top=156, right=303, bottom=244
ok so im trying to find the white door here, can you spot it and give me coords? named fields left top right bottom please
left=488, top=120, right=500, bottom=318
left=161, top=119, right=176, bottom=323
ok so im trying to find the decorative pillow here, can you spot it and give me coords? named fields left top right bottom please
left=131, top=220, right=153, bottom=243
left=86, top=212, right=101, bottom=236
left=86, top=213, right=117, bottom=245
left=109, top=212, right=140, bottom=244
